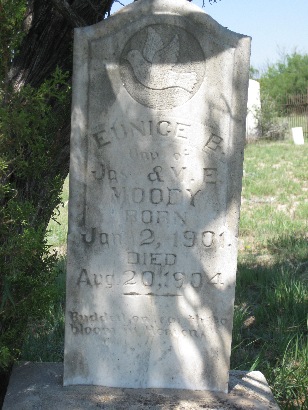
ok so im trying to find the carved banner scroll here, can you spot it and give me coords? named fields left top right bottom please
left=64, top=0, right=251, bottom=393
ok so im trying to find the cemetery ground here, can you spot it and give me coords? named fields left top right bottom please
left=12, top=140, right=307, bottom=409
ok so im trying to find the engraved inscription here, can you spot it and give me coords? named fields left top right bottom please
left=65, top=0, right=251, bottom=391
left=80, top=226, right=228, bottom=250
left=127, top=252, right=176, bottom=266
left=90, top=119, right=193, bottom=143
left=111, top=186, right=202, bottom=207
left=173, top=230, right=226, bottom=248
left=125, top=210, right=187, bottom=225
left=91, top=163, right=118, bottom=184
left=203, top=133, right=226, bottom=160
left=88, top=118, right=226, bottom=155
left=130, top=149, right=159, bottom=161
left=76, top=267, right=224, bottom=292
left=81, top=229, right=122, bottom=247
left=148, top=166, right=164, bottom=182
left=68, top=311, right=229, bottom=340
left=120, top=24, right=205, bottom=109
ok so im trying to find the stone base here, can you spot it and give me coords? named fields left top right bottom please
left=3, top=362, right=279, bottom=409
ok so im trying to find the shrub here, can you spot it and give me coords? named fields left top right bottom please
left=0, top=68, right=70, bottom=370
left=257, top=93, right=289, bottom=140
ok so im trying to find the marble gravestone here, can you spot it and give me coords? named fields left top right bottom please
left=64, top=0, right=251, bottom=393
left=291, top=127, right=305, bottom=145
left=246, top=79, right=261, bottom=141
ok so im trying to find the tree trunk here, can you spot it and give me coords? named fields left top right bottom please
left=7, top=0, right=115, bottom=228
left=0, top=0, right=117, bottom=369
left=10, top=0, right=114, bottom=88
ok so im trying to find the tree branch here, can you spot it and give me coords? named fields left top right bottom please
left=51, top=0, right=86, bottom=27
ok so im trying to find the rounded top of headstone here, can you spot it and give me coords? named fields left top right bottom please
left=120, top=24, right=205, bottom=110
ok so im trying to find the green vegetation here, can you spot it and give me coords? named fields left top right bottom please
left=255, top=93, right=289, bottom=140
left=260, top=52, right=308, bottom=108
left=0, top=0, right=27, bottom=86
left=20, top=257, right=66, bottom=363
left=0, top=68, right=71, bottom=368
left=233, top=141, right=308, bottom=409
left=22, top=140, right=307, bottom=409
left=47, top=178, right=69, bottom=253
left=253, top=52, right=308, bottom=140
left=0, top=0, right=72, bottom=372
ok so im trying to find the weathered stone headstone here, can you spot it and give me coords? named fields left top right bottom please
left=291, top=127, right=305, bottom=145
left=64, top=0, right=251, bottom=393
left=246, top=79, right=261, bottom=141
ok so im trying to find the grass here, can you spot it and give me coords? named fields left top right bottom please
left=46, top=177, right=69, bottom=253
left=20, top=257, right=66, bottom=363
left=233, top=140, right=308, bottom=409
left=286, top=114, right=308, bottom=138
left=23, top=140, right=307, bottom=409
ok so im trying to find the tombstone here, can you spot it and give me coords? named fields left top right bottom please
left=246, top=79, right=261, bottom=141
left=291, top=127, right=305, bottom=145
left=64, top=0, right=251, bottom=393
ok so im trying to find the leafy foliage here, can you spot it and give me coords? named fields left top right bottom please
left=0, top=0, right=27, bottom=95
left=20, top=257, right=66, bottom=363
left=260, top=52, right=308, bottom=110
left=249, top=66, right=260, bottom=80
left=255, top=52, right=308, bottom=140
left=256, top=93, right=289, bottom=140
left=0, top=66, right=71, bottom=368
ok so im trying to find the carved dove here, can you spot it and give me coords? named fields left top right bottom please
left=125, top=27, right=197, bottom=92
